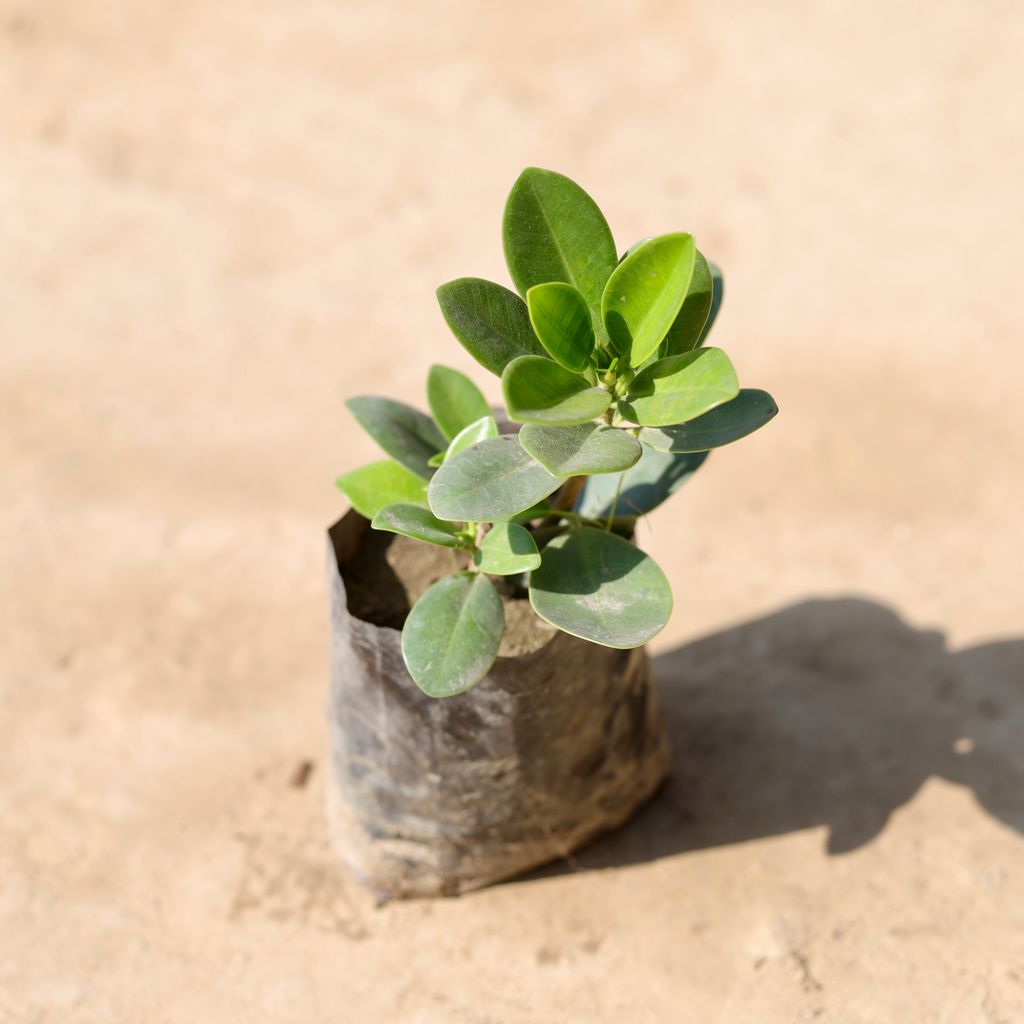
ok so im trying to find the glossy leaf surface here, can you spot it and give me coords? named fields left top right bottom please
left=371, top=503, right=470, bottom=549
left=402, top=573, right=504, bottom=697
left=601, top=232, right=696, bottom=367
left=529, top=529, right=672, bottom=648
left=474, top=522, right=541, bottom=575
left=619, top=348, right=739, bottom=427
left=526, top=282, right=595, bottom=372
left=428, top=435, right=560, bottom=522
left=696, top=262, right=724, bottom=346
left=503, top=167, right=617, bottom=322
left=436, top=277, right=546, bottom=376
left=446, top=414, right=499, bottom=461
left=639, top=388, right=778, bottom=452
left=426, top=364, right=491, bottom=440
left=661, top=250, right=713, bottom=356
left=335, top=460, right=428, bottom=519
left=346, top=396, right=446, bottom=479
left=575, top=446, right=709, bottom=520
left=502, top=355, right=611, bottom=425
left=519, top=423, right=642, bottom=477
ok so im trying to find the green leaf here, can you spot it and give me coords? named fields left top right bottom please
left=529, top=529, right=672, bottom=648
left=502, top=355, right=611, bottom=425
left=526, top=282, right=595, bottom=373
left=601, top=232, right=696, bottom=367
left=427, top=451, right=446, bottom=468
left=575, top=447, right=709, bottom=520
left=426, top=364, right=491, bottom=441
left=504, top=500, right=553, bottom=524
left=402, top=573, right=504, bottom=697
left=428, top=435, right=560, bottom=521
left=436, top=278, right=546, bottom=377
left=371, top=503, right=470, bottom=549
left=661, top=250, right=713, bottom=356
left=474, top=522, right=541, bottom=575
left=446, top=414, right=499, bottom=461
left=618, top=348, right=739, bottom=427
left=639, top=388, right=778, bottom=453
left=696, top=262, right=724, bottom=347
left=335, top=460, right=429, bottom=519
left=519, top=423, right=642, bottom=477
left=503, top=167, right=618, bottom=328
left=346, top=396, right=446, bottom=479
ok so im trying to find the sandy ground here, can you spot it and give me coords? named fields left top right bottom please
left=2, top=1, right=1023, bottom=1021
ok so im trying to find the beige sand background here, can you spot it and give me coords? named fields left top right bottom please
left=2, top=1, right=1023, bottom=1020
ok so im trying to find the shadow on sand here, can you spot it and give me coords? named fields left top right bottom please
left=533, top=597, right=1024, bottom=875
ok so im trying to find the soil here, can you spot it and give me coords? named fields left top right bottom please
left=341, top=525, right=556, bottom=657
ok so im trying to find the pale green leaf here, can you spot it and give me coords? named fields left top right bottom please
left=601, top=232, right=696, bottom=367
left=529, top=529, right=672, bottom=648
left=371, top=503, right=470, bottom=548
left=526, top=282, right=595, bottom=372
left=474, top=522, right=541, bottom=575
left=445, top=414, right=499, bottom=462
left=618, top=348, right=739, bottom=427
left=401, top=573, right=504, bottom=697
left=502, top=355, right=611, bottom=425
left=428, top=435, right=560, bottom=521
left=426, top=364, right=491, bottom=440
left=335, top=460, right=429, bottom=519
left=519, top=423, right=642, bottom=477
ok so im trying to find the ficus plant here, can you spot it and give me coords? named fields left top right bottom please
left=337, top=168, right=777, bottom=698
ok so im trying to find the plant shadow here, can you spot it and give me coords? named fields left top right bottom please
left=527, top=597, right=1024, bottom=875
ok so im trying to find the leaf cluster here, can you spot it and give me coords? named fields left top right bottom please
left=337, top=168, right=778, bottom=696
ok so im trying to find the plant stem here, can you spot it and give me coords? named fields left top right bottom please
left=552, top=475, right=585, bottom=512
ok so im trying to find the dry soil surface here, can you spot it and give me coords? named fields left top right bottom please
left=2, top=2, right=1023, bottom=1022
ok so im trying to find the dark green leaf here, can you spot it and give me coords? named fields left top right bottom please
left=436, top=277, right=546, bottom=376
left=575, top=446, right=709, bottom=520
left=474, top=522, right=541, bottom=575
left=371, top=503, right=470, bottom=548
left=526, top=282, right=595, bottom=372
left=619, top=348, right=739, bottom=427
left=402, top=573, right=504, bottom=697
left=426, top=364, right=491, bottom=441
left=696, top=262, right=724, bottom=347
left=335, top=460, right=429, bottom=519
left=502, top=167, right=617, bottom=325
left=519, top=423, right=642, bottom=477
left=601, top=233, right=696, bottom=367
left=346, top=396, right=446, bottom=479
left=428, top=435, right=560, bottom=521
left=502, top=355, right=611, bottom=425
left=529, top=529, right=672, bottom=648
left=661, top=250, right=713, bottom=356
left=639, top=388, right=778, bottom=452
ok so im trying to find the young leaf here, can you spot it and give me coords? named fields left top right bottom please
left=436, top=278, right=546, bottom=376
left=427, top=364, right=491, bottom=441
left=639, top=388, right=778, bottom=453
left=529, top=529, right=672, bottom=648
left=519, top=423, right=642, bottom=477
left=371, top=503, right=471, bottom=549
left=660, top=250, right=713, bottom=357
left=335, top=460, right=429, bottom=519
left=526, top=282, right=595, bottom=372
left=575, top=447, right=709, bottom=520
left=502, top=355, right=611, bottom=426
left=446, top=414, right=499, bottom=461
left=346, top=396, right=446, bottom=479
left=503, top=167, right=618, bottom=324
left=474, top=522, right=541, bottom=575
left=601, top=232, right=696, bottom=367
left=402, top=573, right=505, bottom=697
left=696, top=262, right=724, bottom=347
left=618, top=348, right=739, bottom=427
left=428, top=435, right=560, bottom=521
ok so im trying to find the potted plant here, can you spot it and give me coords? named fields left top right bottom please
left=328, top=167, right=777, bottom=899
